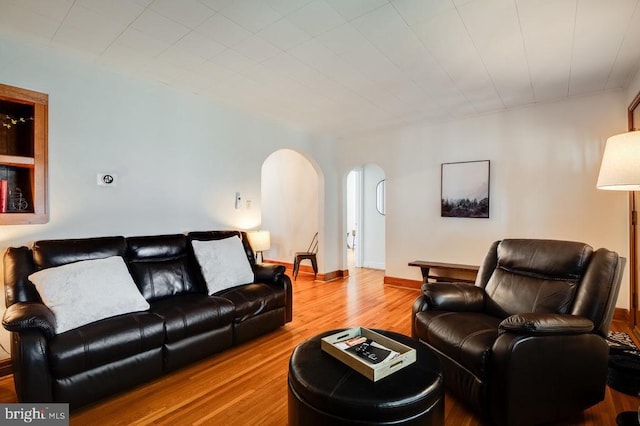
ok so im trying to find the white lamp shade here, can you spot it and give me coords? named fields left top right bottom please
left=248, top=231, right=271, bottom=252
left=597, top=131, right=640, bottom=190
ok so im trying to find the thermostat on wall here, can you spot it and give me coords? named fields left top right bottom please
left=97, top=173, right=118, bottom=186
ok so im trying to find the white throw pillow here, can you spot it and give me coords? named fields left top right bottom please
left=29, top=256, right=150, bottom=334
left=191, top=236, right=254, bottom=295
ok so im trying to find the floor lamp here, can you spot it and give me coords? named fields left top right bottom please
left=597, top=131, right=640, bottom=426
left=597, top=131, right=640, bottom=191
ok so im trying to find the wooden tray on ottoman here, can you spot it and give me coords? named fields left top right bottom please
left=320, top=327, right=416, bottom=382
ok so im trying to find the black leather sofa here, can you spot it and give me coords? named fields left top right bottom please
left=2, top=230, right=292, bottom=409
left=412, top=239, right=624, bottom=426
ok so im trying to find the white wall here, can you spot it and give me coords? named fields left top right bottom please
left=338, top=90, right=630, bottom=309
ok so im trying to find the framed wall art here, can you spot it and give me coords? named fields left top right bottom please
left=441, top=160, right=490, bottom=218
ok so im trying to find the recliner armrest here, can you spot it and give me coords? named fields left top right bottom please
left=499, top=313, right=594, bottom=336
left=423, top=282, right=485, bottom=312
left=253, top=263, right=286, bottom=284
left=2, top=302, right=56, bottom=339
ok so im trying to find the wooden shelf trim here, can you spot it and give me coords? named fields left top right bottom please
left=0, top=155, right=35, bottom=168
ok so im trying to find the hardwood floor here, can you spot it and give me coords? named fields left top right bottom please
left=0, top=266, right=639, bottom=425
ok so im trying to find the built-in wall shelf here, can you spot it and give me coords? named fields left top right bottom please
left=0, top=83, right=48, bottom=224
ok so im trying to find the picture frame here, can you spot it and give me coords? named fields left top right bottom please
left=441, top=160, right=490, bottom=218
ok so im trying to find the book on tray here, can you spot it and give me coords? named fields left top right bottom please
left=335, top=336, right=400, bottom=365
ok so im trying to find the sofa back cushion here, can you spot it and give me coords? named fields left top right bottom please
left=32, top=237, right=127, bottom=270
left=188, top=231, right=256, bottom=267
left=483, top=239, right=593, bottom=318
left=126, top=234, right=203, bottom=301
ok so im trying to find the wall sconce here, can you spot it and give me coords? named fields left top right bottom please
left=248, top=230, right=271, bottom=263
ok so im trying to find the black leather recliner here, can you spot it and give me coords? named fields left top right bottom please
left=412, top=239, right=625, bottom=426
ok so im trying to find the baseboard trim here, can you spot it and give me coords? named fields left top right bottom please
left=383, top=276, right=422, bottom=290
left=614, top=307, right=629, bottom=322
left=0, top=358, right=12, bottom=377
left=263, top=260, right=348, bottom=282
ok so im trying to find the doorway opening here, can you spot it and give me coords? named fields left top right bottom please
left=346, top=164, right=386, bottom=272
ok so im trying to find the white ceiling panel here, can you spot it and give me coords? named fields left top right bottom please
left=517, top=0, right=575, bottom=101
left=209, top=48, right=257, bottom=73
left=414, top=8, right=502, bottom=111
left=132, top=9, right=190, bottom=44
left=391, top=0, right=455, bottom=27
left=170, top=32, right=226, bottom=60
left=195, top=13, right=252, bottom=48
left=232, top=35, right=281, bottom=62
left=77, top=0, right=146, bottom=26
left=257, top=18, right=311, bottom=51
left=353, top=4, right=430, bottom=71
left=197, top=0, right=234, bottom=12
left=0, top=3, right=62, bottom=41
left=262, top=0, right=313, bottom=15
left=193, top=59, right=235, bottom=82
left=115, top=27, right=171, bottom=57
left=286, top=0, right=346, bottom=37
left=1, top=0, right=639, bottom=137
left=156, top=45, right=207, bottom=70
left=325, top=0, right=388, bottom=20
left=607, top=4, right=640, bottom=89
left=100, top=43, right=150, bottom=72
left=150, top=0, right=215, bottom=28
left=219, top=0, right=282, bottom=33
left=457, top=0, right=533, bottom=106
left=569, top=0, right=637, bottom=94
left=11, top=0, right=74, bottom=22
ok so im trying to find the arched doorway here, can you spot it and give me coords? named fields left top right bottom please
left=261, top=149, right=320, bottom=268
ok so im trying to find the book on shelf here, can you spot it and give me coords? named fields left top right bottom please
left=0, top=180, right=7, bottom=213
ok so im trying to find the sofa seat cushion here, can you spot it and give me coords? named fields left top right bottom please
left=149, top=294, right=236, bottom=343
left=216, top=283, right=285, bottom=323
left=415, top=311, right=500, bottom=380
left=49, top=312, right=165, bottom=378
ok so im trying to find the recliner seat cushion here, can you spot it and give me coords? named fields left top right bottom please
left=49, top=312, right=165, bottom=378
left=216, top=283, right=285, bottom=323
left=415, top=311, right=500, bottom=380
left=149, top=294, right=236, bottom=342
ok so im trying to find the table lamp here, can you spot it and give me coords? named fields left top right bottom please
left=248, top=230, right=270, bottom=263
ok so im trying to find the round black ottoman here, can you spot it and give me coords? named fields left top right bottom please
left=288, top=329, right=444, bottom=425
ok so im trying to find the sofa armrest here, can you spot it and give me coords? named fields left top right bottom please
left=253, top=263, right=293, bottom=323
left=499, top=313, right=594, bottom=336
left=3, top=302, right=56, bottom=339
left=421, top=282, right=485, bottom=312
left=254, top=263, right=286, bottom=284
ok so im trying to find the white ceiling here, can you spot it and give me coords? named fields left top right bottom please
left=1, top=0, right=640, bottom=138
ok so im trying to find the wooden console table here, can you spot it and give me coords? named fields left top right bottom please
left=408, top=261, right=479, bottom=284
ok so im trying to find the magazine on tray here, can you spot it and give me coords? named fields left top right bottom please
left=334, top=336, right=401, bottom=365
